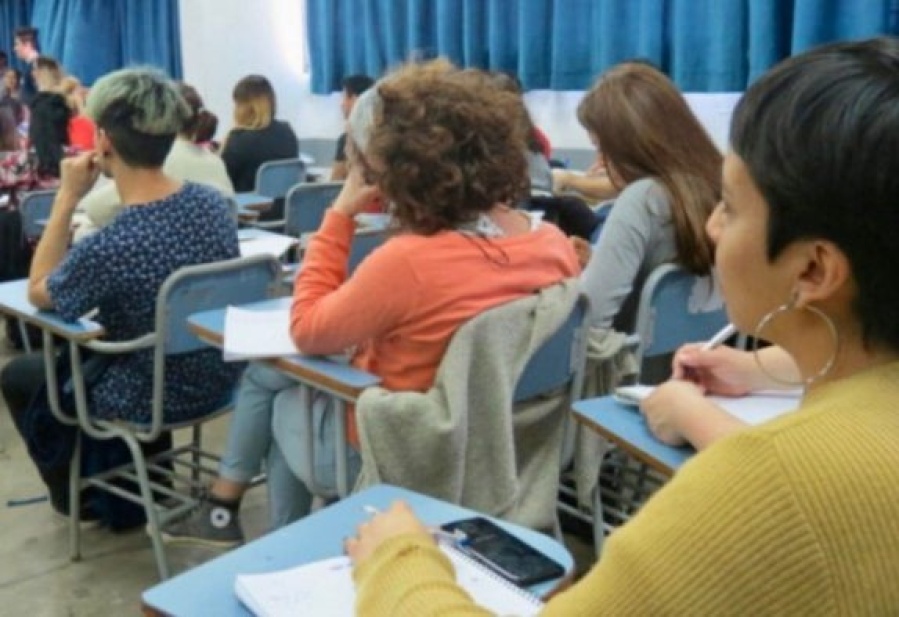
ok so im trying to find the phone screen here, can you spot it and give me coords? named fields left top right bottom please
left=441, top=517, right=565, bottom=587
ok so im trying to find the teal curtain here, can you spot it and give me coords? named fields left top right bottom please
left=307, top=0, right=899, bottom=93
left=0, top=1, right=33, bottom=70
left=29, top=0, right=182, bottom=84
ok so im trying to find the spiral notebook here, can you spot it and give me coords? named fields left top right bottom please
left=234, top=544, right=544, bottom=616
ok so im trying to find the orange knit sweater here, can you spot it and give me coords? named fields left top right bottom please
left=291, top=209, right=580, bottom=444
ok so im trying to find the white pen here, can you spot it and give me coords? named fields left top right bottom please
left=362, top=505, right=468, bottom=544
left=701, top=323, right=738, bottom=351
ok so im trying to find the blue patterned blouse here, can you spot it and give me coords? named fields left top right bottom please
left=48, top=182, right=241, bottom=424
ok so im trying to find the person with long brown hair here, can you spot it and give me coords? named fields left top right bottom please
left=576, top=62, right=721, bottom=334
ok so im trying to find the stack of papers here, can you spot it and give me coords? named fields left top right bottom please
left=223, top=306, right=298, bottom=361
left=238, top=235, right=297, bottom=259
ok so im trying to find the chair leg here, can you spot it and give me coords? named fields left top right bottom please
left=18, top=319, right=32, bottom=354
left=69, top=431, right=83, bottom=562
left=592, top=484, right=606, bottom=559
left=191, top=425, right=202, bottom=491
left=121, top=432, right=170, bottom=580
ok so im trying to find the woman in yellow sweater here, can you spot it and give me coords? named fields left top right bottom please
left=346, top=37, right=899, bottom=615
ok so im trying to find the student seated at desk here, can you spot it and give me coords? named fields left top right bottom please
left=346, top=38, right=899, bottom=615
left=574, top=62, right=721, bottom=338
left=162, top=59, right=579, bottom=547
left=0, top=68, right=240, bottom=522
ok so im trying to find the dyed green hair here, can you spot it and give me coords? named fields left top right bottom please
left=86, top=67, right=190, bottom=167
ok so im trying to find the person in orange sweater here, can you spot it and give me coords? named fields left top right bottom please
left=162, top=60, right=579, bottom=548
left=346, top=38, right=899, bottom=615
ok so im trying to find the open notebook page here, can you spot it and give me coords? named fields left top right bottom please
left=615, top=385, right=802, bottom=425
left=223, top=306, right=298, bottom=361
left=235, top=545, right=543, bottom=617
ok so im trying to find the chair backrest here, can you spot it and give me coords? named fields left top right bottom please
left=254, top=158, right=306, bottom=199
left=223, top=196, right=238, bottom=223
left=633, top=263, right=727, bottom=367
left=348, top=227, right=389, bottom=273
left=284, top=182, right=343, bottom=238
left=19, top=189, right=57, bottom=241
left=155, top=254, right=283, bottom=356
left=514, top=293, right=589, bottom=403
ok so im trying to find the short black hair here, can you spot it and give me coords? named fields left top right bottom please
left=97, top=99, right=177, bottom=169
left=0, top=51, right=8, bottom=63
left=14, top=27, right=38, bottom=47
left=731, top=36, right=899, bottom=352
left=341, top=74, right=374, bottom=98
left=28, top=92, right=70, bottom=178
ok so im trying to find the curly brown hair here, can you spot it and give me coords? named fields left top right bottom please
left=364, top=60, right=530, bottom=234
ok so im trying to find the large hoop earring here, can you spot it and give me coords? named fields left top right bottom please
left=751, top=299, right=839, bottom=387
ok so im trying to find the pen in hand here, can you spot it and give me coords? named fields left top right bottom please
left=700, top=323, right=737, bottom=351
left=362, top=505, right=468, bottom=545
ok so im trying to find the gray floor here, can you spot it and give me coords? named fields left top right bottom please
left=0, top=322, right=595, bottom=616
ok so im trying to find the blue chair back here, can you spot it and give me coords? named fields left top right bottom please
left=156, top=254, right=282, bottom=355
left=633, top=263, right=727, bottom=363
left=348, top=228, right=389, bottom=273
left=255, top=158, right=306, bottom=199
left=284, top=182, right=343, bottom=238
left=20, top=189, right=57, bottom=241
left=514, top=293, right=589, bottom=402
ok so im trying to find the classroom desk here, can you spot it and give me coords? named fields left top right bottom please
left=572, top=395, right=693, bottom=477
left=233, top=192, right=274, bottom=212
left=189, top=297, right=380, bottom=497
left=141, top=484, right=574, bottom=616
left=0, top=278, right=104, bottom=341
left=188, top=297, right=380, bottom=401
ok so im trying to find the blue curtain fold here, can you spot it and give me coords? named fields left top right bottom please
left=28, top=0, right=181, bottom=84
left=0, top=1, right=34, bottom=70
left=308, top=0, right=899, bottom=93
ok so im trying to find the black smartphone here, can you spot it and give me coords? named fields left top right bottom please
left=441, top=517, right=565, bottom=587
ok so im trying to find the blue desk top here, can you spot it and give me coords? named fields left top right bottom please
left=572, top=396, right=693, bottom=475
left=143, top=484, right=573, bottom=616
left=188, top=297, right=381, bottom=397
left=234, top=192, right=273, bottom=210
left=0, top=279, right=104, bottom=341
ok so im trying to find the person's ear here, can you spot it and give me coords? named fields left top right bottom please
left=792, top=240, right=851, bottom=308
left=96, top=128, right=113, bottom=158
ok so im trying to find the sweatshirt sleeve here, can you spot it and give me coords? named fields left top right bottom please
left=580, top=179, right=663, bottom=328
left=354, top=432, right=833, bottom=616
left=291, top=209, right=421, bottom=354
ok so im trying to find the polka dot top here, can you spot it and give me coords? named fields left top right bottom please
left=48, top=182, right=242, bottom=424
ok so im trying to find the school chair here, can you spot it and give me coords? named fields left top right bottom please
left=274, top=281, right=589, bottom=535
left=44, top=254, right=283, bottom=580
left=283, top=182, right=343, bottom=240
left=19, top=189, right=57, bottom=243
left=251, top=158, right=307, bottom=230
left=591, top=263, right=727, bottom=554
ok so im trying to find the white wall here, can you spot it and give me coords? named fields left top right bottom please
left=179, top=0, right=740, bottom=160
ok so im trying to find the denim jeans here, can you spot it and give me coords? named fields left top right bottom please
left=218, top=363, right=360, bottom=529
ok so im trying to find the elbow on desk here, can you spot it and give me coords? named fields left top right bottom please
left=27, top=280, right=54, bottom=310
left=290, top=318, right=340, bottom=356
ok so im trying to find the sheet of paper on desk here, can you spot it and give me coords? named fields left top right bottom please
left=234, top=545, right=542, bottom=617
left=223, top=306, right=298, bottom=361
left=614, top=385, right=801, bottom=426
left=238, top=236, right=297, bottom=259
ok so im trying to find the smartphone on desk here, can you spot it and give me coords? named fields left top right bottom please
left=441, top=517, right=565, bottom=587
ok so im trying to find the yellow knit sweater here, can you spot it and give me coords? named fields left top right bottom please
left=354, top=361, right=899, bottom=615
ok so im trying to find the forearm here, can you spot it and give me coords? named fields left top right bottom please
left=678, top=400, right=748, bottom=451
left=564, top=173, right=617, bottom=202
left=747, top=346, right=800, bottom=390
left=28, top=189, right=78, bottom=308
left=354, top=534, right=491, bottom=617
